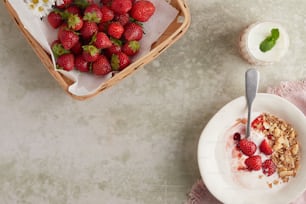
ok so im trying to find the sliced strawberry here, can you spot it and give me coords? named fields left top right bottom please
left=92, top=55, right=112, bottom=75
left=111, top=0, right=132, bottom=14
left=111, top=52, right=130, bottom=71
left=122, top=40, right=140, bottom=56
left=245, top=155, right=262, bottom=171
left=56, top=53, right=74, bottom=71
left=259, top=139, right=273, bottom=155
left=252, top=115, right=265, bottom=131
left=108, top=22, right=124, bottom=39
left=130, top=0, right=155, bottom=22
left=82, top=45, right=100, bottom=62
left=238, top=139, right=257, bottom=156
left=75, top=55, right=90, bottom=72
left=123, top=22, right=143, bottom=41
left=262, top=159, right=276, bottom=176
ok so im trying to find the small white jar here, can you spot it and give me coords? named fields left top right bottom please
left=238, top=21, right=290, bottom=66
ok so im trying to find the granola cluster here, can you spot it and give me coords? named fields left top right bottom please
left=254, top=113, right=300, bottom=183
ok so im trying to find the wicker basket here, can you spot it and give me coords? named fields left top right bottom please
left=3, top=0, right=191, bottom=100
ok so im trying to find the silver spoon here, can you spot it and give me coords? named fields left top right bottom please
left=245, top=68, right=260, bottom=138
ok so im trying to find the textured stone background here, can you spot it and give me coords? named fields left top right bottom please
left=0, top=0, right=305, bottom=203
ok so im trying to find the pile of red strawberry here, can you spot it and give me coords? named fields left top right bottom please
left=233, top=133, right=276, bottom=177
left=47, top=0, right=155, bottom=75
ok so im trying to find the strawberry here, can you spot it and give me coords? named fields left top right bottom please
left=100, top=0, right=112, bottom=6
left=47, top=11, right=63, bottom=29
left=262, top=159, right=276, bottom=176
left=252, top=115, right=265, bottom=131
left=83, top=4, right=103, bottom=23
left=51, top=40, right=70, bottom=58
left=111, top=52, right=130, bottom=71
left=130, top=0, right=155, bottom=22
left=58, top=29, right=79, bottom=50
left=259, top=139, right=273, bottom=155
left=92, top=32, right=112, bottom=49
left=56, top=0, right=73, bottom=9
left=57, top=23, right=68, bottom=39
left=100, top=6, right=114, bottom=22
left=105, top=42, right=122, bottom=58
left=92, top=55, right=112, bottom=75
left=70, top=41, right=83, bottom=55
left=108, top=22, right=124, bottom=39
left=67, top=14, right=84, bottom=31
left=245, top=155, right=262, bottom=171
left=122, top=40, right=140, bottom=56
left=75, top=55, right=90, bottom=72
left=114, top=13, right=130, bottom=26
left=82, top=45, right=100, bottom=62
left=98, top=22, right=110, bottom=32
left=73, top=0, right=94, bottom=9
left=80, top=21, right=98, bottom=40
left=65, top=5, right=82, bottom=17
left=238, top=139, right=257, bottom=156
left=123, top=22, right=143, bottom=41
left=56, top=53, right=74, bottom=71
left=111, top=0, right=132, bottom=14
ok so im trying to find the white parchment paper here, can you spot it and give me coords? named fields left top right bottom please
left=8, top=0, right=179, bottom=96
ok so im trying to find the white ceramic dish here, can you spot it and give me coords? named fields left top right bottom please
left=197, top=93, right=306, bottom=204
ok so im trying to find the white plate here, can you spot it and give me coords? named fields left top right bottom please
left=197, top=93, right=306, bottom=204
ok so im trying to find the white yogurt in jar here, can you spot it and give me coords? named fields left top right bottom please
left=239, top=22, right=290, bottom=65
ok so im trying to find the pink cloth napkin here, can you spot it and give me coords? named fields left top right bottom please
left=267, top=80, right=306, bottom=115
left=187, top=79, right=306, bottom=204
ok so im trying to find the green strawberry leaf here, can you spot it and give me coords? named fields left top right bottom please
left=90, top=33, right=97, bottom=45
left=110, top=37, right=122, bottom=46
left=111, top=54, right=120, bottom=71
left=52, top=43, right=70, bottom=58
left=56, top=64, right=63, bottom=70
left=259, top=28, right=280, bottom=52
left=83, top=13, right=101, bottom=23
left=73, top=0, right=90, bottom=9
left=128, top=41, right=140, bottom=52
left=82, top=45, right=100, bottom=55
left=68, top=14, right=81, bottom=29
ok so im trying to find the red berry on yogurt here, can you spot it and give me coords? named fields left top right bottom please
left=262, top=159, right=276, bottom=176
left=238, top=139, right=257, bottom=156
left=245, top=155, right=262, bottom=171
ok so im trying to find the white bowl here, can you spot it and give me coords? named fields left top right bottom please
left=197, top=93, right=306, bottom=204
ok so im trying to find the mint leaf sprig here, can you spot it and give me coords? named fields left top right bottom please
left=259, top=28, right=280, bottom=52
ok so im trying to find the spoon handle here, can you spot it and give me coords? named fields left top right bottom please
left=245, top=68, right=260, bottom=138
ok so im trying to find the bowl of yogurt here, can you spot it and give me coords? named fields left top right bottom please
left=197, top=93, right=306, bottom=204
